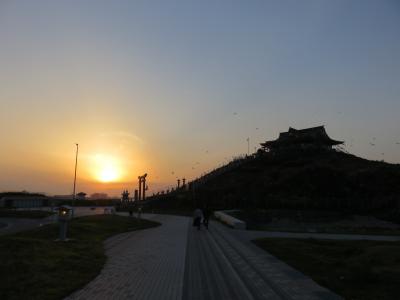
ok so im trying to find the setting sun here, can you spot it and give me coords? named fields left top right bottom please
left=91, top=154, right=122, bottom=183
left=98, top=165, right=119, bottom=182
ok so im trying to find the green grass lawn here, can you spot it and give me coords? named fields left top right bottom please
left=0, top=209, right=55, bottom=218
left=0, top=215, right=160, bottom=300
left=249, top=225, right=400, bottom=236
left=253, top=238, right=400, bottom=300
left=228, top=210, right=400, bottom=235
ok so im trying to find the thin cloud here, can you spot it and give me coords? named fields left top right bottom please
left=99, top=131, right=144, bottom=144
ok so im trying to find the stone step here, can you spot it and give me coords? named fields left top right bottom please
left=183, top=225, right=255, bottom=300
left=210, top=225, right=286, bottom=300
left=211, top=222, right=342, bottom=300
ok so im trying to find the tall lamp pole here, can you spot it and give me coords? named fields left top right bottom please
left=72, top=143, right=79, bottom=210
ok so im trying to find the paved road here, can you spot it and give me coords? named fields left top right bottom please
left=0, top=207, right=113, bottom=236
left=67, top=214, right=341, bottom=300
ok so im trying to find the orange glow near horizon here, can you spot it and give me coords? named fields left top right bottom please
left=90, top=154, right=123, bottom=183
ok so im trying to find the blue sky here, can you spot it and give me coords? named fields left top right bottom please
left=0, top=0, right=399, bottom=194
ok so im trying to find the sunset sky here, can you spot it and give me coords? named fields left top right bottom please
left=1, top=0, right=399, bottom=196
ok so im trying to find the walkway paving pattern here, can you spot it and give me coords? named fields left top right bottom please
left=67, top=214, right=188, bottom=300
left=66, top=214, right=343, bottom=300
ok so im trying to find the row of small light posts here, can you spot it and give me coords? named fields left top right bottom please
left=177, top=178, right=186, bottom=188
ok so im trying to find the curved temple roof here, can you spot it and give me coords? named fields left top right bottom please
left=260, top=126, right=343, bottom=150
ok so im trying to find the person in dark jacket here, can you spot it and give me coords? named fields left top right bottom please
left=202, top=207, right=211, bottom=230
left=193, top=208, right=203, bottom=230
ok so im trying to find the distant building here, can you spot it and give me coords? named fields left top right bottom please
left=76, top=192, right=87, bottom=200
left=90, top=193, right=109, bottom=200
left=260, top=126, right=343, bottom=153
left=0, top=196, right=49, bottom=208
left=53, top=195, right=73, bottom=200
left=121, top=190, right=130, bottom=202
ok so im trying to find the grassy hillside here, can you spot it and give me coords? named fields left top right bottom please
left=202, top=151, right=399, bottom=210
left=148, top=150, right=400, bottom=217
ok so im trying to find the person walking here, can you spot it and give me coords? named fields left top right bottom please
left=203, top=207, right=211, bottom=230
left=193, top=208, right=203, bottom=230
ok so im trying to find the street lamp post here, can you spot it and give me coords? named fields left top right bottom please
left=72, top=143, right=79, bottom=212
left=138, top=176, right=142, bottom=201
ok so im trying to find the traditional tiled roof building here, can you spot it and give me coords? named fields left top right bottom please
left=260, top=126, right=343, bottom=152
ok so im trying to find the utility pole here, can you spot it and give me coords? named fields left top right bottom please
left=143, top=175, right=147, bottom=200
left=72, top=143, right=79, bottom=213
left=246, top=137, right=250, bottom=155
left=138, top=176, right=142, bottom=201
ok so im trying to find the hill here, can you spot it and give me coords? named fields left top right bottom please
left=147, top=150, right=400, bottom=218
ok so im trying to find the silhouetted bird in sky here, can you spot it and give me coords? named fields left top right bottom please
left=396, top=142, right=400, bottom=145
left=256, top=127, right=259, bottom=130
left=369, top=143, right=375, bottom=146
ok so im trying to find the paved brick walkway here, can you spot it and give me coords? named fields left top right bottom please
left=66, top=214, right=189, bottom=300
left=66, top=214, right=342, bottom=300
